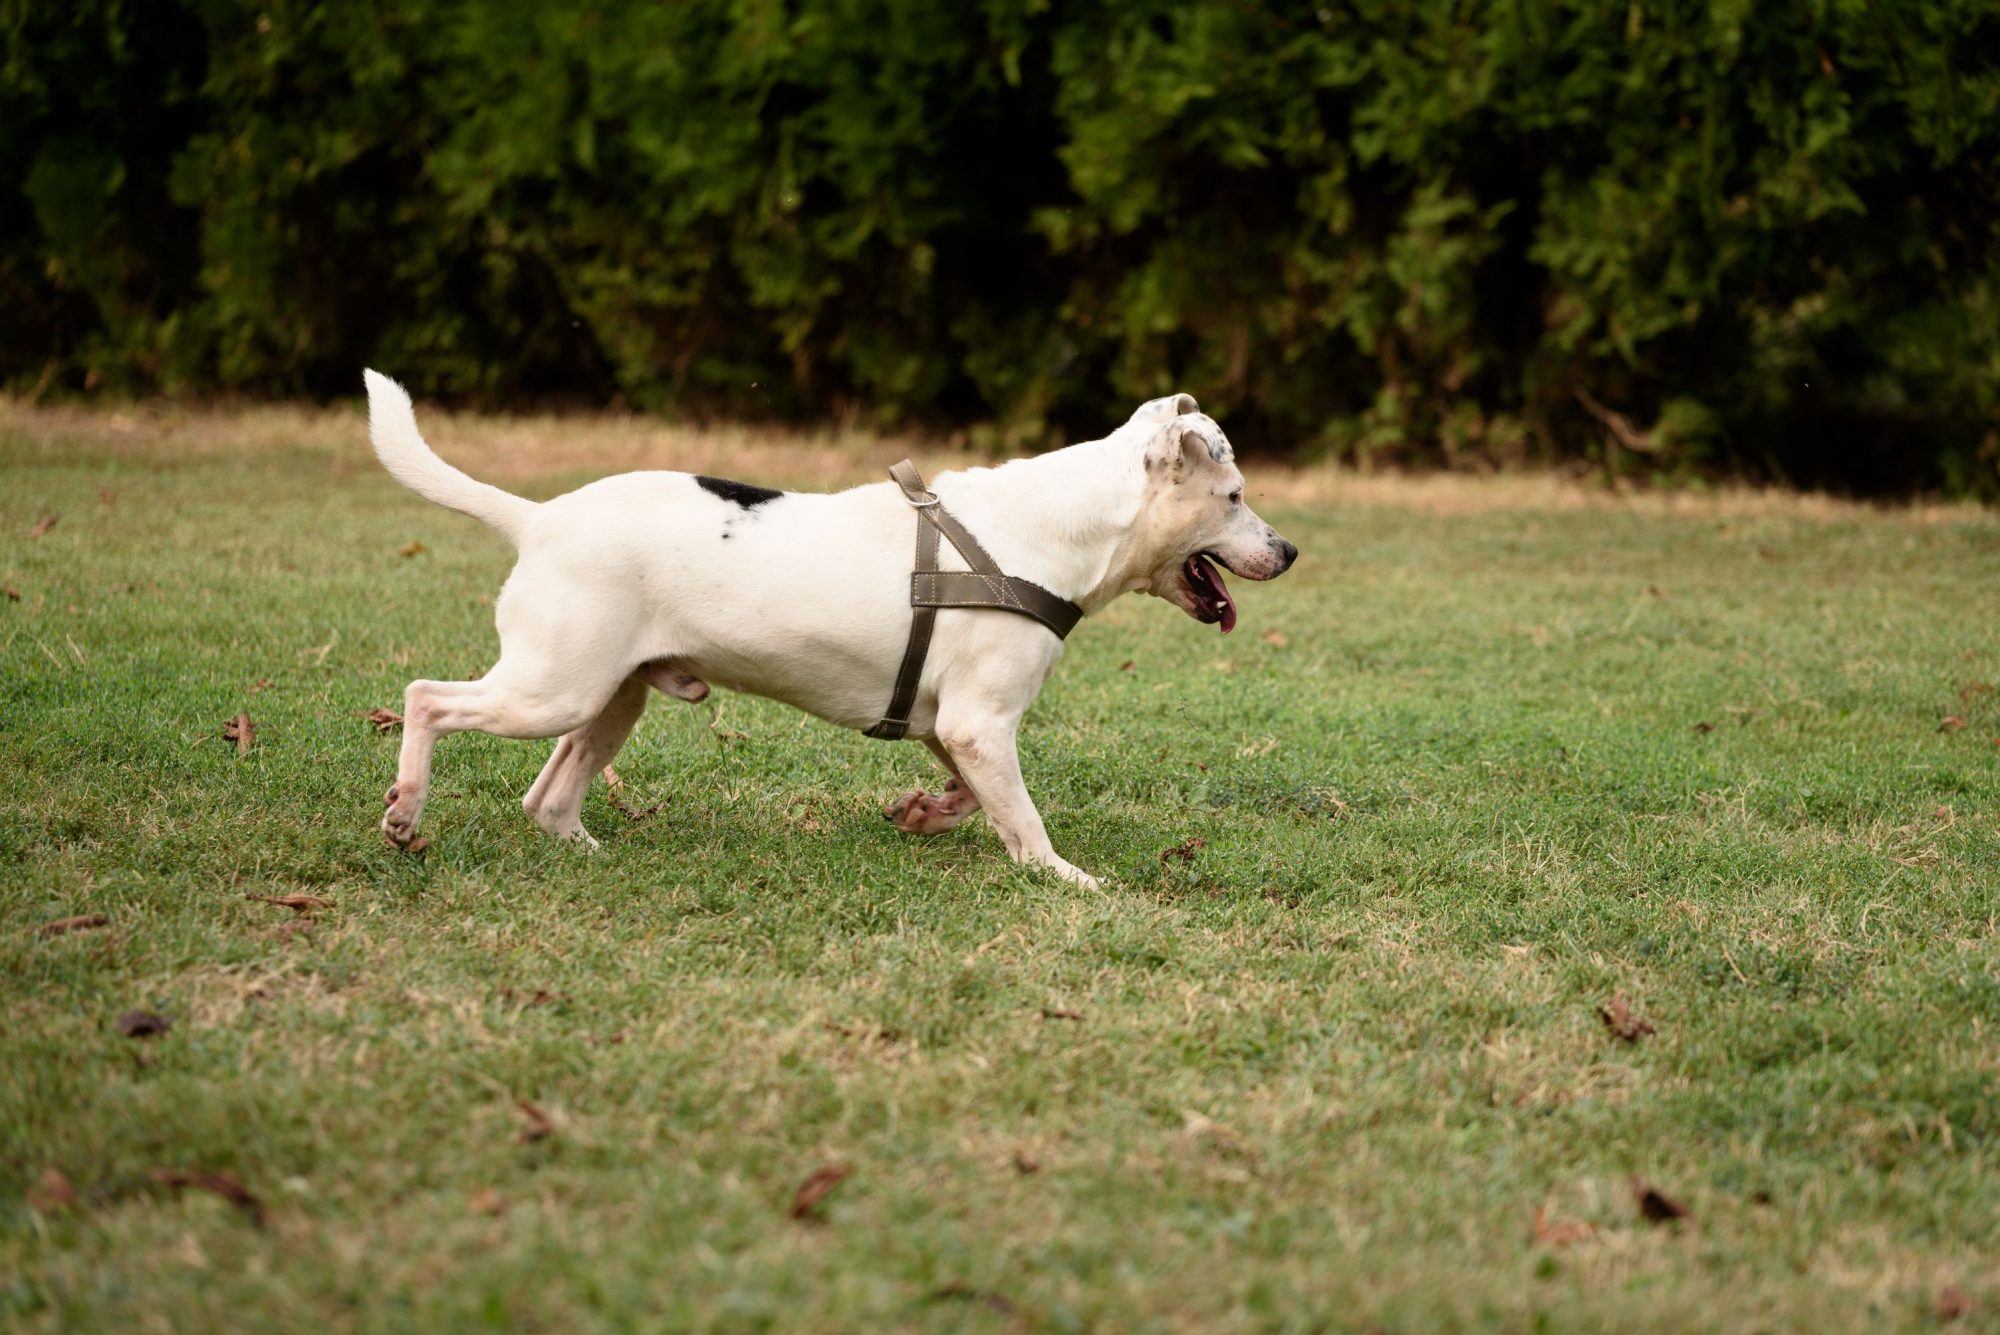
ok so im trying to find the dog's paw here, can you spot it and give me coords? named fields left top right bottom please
left=884, top=789, right=966, bottom=835
left=382, top=783, right=425, bottom=849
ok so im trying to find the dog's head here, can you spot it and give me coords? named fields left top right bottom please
left=1119, top=394, right=1297, bottom=633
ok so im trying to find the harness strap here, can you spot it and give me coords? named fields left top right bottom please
left=865, top=460, right=1084, bottom=740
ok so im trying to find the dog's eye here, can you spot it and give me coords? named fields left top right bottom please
left=1228, top=490, right=1243, bottom=506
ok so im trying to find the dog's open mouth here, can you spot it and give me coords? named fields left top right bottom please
left=1185, top=553, right=1237, bottom=633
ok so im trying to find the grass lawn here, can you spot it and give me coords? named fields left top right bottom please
left=3, top=400, right=1998, bottom=1331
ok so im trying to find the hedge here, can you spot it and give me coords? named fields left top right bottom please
left=5, top=1, right=1999, bottom=492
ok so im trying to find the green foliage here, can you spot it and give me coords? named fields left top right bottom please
left=4, top=1, right=1999, bottom=491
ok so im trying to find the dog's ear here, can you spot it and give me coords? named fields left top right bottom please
left=1127, top=392, right=1201, bottom=428
left=1144, top=417, right=1226, bottom=481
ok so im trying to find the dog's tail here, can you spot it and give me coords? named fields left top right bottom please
left=363, top=369, right=536, bottom=544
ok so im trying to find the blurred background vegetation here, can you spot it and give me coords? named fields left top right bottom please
left=4, top=1, right=1998, bottom=493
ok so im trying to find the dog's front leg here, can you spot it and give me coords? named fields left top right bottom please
left=935, top=713, right=1098, bottom=889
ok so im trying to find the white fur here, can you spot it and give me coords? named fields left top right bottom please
left=364, top=375, right=1295, bottom=887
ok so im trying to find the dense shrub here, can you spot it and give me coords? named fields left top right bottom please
left=5, top=1, right=1998, bottom=492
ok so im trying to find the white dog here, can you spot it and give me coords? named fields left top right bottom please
left=363, top=371, right=1296, bottom=887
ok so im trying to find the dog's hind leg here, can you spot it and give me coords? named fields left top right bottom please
left=884, top=738, right=984, bottom=835
left=382, top=653, right=631, bottom=850
left=520, top=673, right=651, bottom=848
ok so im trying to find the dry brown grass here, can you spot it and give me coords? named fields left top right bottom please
left=5, top=395, right=1984, bottom=521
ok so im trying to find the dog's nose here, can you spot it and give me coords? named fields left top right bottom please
left=1278, top=538, right=1298, bottom=569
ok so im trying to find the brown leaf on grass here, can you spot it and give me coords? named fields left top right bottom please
left=1161, top=836, right=1207, bottom=865
left=116, top=1009, right=171, bottom=1038
left=3, top=583, right=19, bottom=601
left=1961, top=682, right=1995, bottom=705
left=1937, top=1285, right=1974, bottom=1322
left=614, top=799, right=661, bottom=824
left=1262, top=628, right=1289, bottom=648
left=246, top=893, right=333, bottom=915
left=399, top=540, right=427, bottom=558
left=468, top=1187, right=506, bottom=1217
left=30, top=513, right=58, bottom=538
left=1598, top=995, right=1657, bottom=1043
left=38, top=913, right=109, bottom=937
left=1012, top=1150, right=1041, bottom=1175
left=404, top=835, right=429, bottom=855
left=1119, top=660, right=1135, bottom=672
left=222, top=712, right=255, bottom=755
left=789, top=1163, right=853, bottom=1219
left=248, top=677, right=276, bottom=693
left=499, top=987, right=568, bottom=1008
left=1530, top=1203, right=1595, bottom=1247
left=361, top=708, right=402, bottom=733
left=27, top=1167, right=76, bottom=1213
left=1692, top=720, right=1716, bottom=734
left=151, top=1169, right=265, bottom=1227
left=1040, top=1007, right=1083, bottom=1022
left=1939, top=715, right=1968, bottom=732
left=514, top=1098, right=554, bottom=1144
left=1630, top=1176, right=1689, bottom=1223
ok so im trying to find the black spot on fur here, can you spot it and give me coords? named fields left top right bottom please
left=696, top=475, right=783, bottom=508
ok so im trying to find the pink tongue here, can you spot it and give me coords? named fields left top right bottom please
left=1192, top=554, right=1237, bottom=634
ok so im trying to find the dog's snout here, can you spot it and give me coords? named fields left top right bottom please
left=1278, top=538, right=1298, bottom=569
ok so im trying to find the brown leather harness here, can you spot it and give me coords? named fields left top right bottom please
left=865, top=460, right=1084, bottom=741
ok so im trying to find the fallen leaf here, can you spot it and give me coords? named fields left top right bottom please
left=27, top=1167, right=76, bottom=1213
left=1012, top=1150, right=1041, bottom=1175
left=499, top=988, right=568, bottom=1008
left=1531, top=1203, right=1595, bottom=1247
left=514, top=1098, right=554, bottom=1144
left=1262, top=629, right=1289, bottom=648
left=789, top=1163, right=853, bottom=1219
left=38, top=913, right=109, bottom=937
left=1939, top=715, right=1967, bottom=732
left=30, top=513, right=58, bottom=538
left=151, top=1169, right=265, bottom=1227
left=468, top=1187, right=506, bottom=1217
left=1692, top=720, right=1716, bottom=734
left=614, top=799, right=661, bottom=824
left=248, top=677, right=276, bottom=693
left=1937, top=1285, right=1974, bottom=1322
left=399, top=540, right=427, bottom=558
left=116, top=1009, right=171, bottom=1038
left=1597, top=995, right=1656, bottom=1043
left=1161, top=836, right=1207, bottom=865
left=222, top=712, right=255, bottom=755
left=3, top=584, right=19, bottom=601
left=1960, top=682, right=1995, bottom=705
left=361, top=708, right=402, bottom=733
left=1119, top=660, right=1135, bottom=672
left=1630, top=1176, right=1689, bottom=1223
left=1040, top=1007, right=1083, bottom=1022
left=246, top=893, right=333, bottom=915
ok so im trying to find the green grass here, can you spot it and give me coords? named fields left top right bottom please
left=3, top=409, right=1999, bottom=1331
